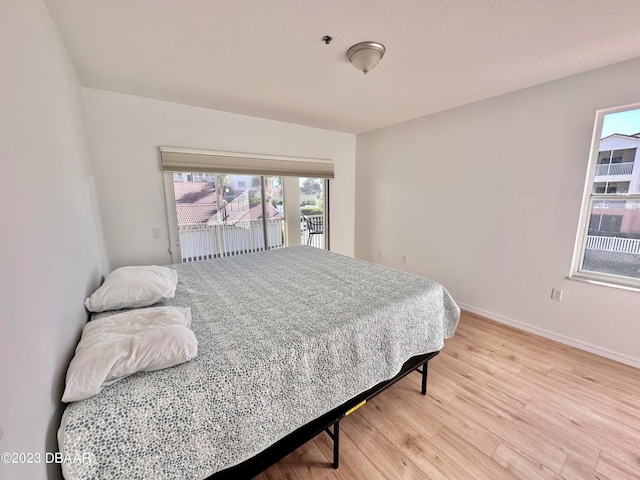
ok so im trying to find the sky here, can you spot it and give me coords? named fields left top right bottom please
left=601, top=108, right=640, bottom=138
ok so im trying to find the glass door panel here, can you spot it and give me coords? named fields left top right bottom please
left=299, top=177, right=325, bottom=249
left=172, top=172, right=286, bottom=262
left=262, top=176, right=285, bottom=249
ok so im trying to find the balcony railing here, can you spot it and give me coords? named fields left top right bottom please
left=179, top=215, right=326, bottom=262
left=595, top=162, right=633, bottom=176
left=179, top=219, right=284, bottom=263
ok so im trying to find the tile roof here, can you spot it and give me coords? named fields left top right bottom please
left=174, top=182, right=225, bottom=205
left=176, top=204, right=218, bottom=225
left=173, top=181, right=283, bottom=225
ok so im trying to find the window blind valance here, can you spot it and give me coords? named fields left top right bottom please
left=159, top=147, right=334, bottom=179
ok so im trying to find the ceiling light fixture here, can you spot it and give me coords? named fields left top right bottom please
left=347, top=41, right=386, bottom=74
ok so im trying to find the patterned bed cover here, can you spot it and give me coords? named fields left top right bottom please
left=58, top=246, right=460, bottom=479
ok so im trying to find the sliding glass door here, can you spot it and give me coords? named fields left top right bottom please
left=170, top=173, right=284, bottom=262
left=165, top=172, right=327, bottom=263
left=160, top=146, right=333, bottom=263
left=299, top=177, right=326, bottom=249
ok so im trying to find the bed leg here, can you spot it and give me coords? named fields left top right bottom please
left=333, top=420, right=340, bottom=469
left=324, top=420, right=340, bottom=469
left=421, top=361, right=428, bottom=395
left=415, top=360, right=429, bottom=395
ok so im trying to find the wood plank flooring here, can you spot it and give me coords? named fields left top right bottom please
left=255, top=312, right=640, bottom=480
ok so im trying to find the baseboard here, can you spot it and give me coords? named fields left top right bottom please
left=457, top=302, right=640, bottom=369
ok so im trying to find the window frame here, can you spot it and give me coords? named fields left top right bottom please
left=570, top=102, right=640, bottom=289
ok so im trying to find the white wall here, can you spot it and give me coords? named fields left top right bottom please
left=356, top=57, right=640, bottom=367
left=0, top=1, right=108, bottom=479
left=83, top=89, right=356, bottom=269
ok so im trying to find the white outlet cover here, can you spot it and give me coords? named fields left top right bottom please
left=551, top=288, right=563, bottom=301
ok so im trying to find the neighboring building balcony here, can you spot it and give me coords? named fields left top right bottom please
left=593, top=200, right=628, bottom=209
left=594, top=162, right=634, bottom=176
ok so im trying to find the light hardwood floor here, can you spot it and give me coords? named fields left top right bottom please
left=255, top=312, right=640, bottom=480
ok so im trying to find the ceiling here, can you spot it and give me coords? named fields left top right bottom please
left=44, top=0, right=640, bottom=134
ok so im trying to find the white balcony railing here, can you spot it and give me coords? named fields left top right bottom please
left=179, top=219, right=284, bottom=262
left=592, top=200, right=628, bottom=209
left=179, top=215, right=326, bottom=262
left=586, top=235, right=640, bottom=254
left=595, top=162, right=633, bottom=176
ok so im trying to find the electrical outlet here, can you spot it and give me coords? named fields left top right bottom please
left=550, top=288, right=563, bottom=301
left=401, top=254, right=408, bottom=264
left=378, top=249, right=383, bottom=258
left=152, top=227, right=160, bottom=239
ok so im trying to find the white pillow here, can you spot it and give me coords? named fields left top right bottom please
left=62, top=306, right=197, bottom=403
left=84, top=265, right=178, bottom=312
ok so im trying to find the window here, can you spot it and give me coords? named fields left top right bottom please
left=588, top=214, right=623, bottom=234
left=167, top=172, right=329, bottom=262
left=593, top=181, right=629, bottom=194
left=159, top=147, right=333, bottom=263
left=572, top=104, right=640, bottom=288
left=170, top=173, right=286, bottom=262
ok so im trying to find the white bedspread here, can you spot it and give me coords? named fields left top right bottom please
left=59, top=246, right=459, bottom=479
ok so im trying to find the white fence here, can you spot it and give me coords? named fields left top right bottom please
left=179, top=219, right=284, bottom=262
left=586, top=235, right=640, bottom=254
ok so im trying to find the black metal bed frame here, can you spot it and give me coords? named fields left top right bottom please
left=207, top=350, right=439, bottom=479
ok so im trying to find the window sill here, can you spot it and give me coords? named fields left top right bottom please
left=568, top=274, right=640, bottom=292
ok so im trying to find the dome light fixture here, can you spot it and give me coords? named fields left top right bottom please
left=347, top=41, right=386, bottom=74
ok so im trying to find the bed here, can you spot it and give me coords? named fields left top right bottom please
left=58, top=245, right=460, bottom=479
